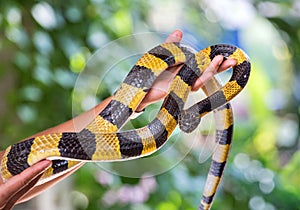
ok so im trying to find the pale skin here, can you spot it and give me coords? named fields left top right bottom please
left=0, top=30, right=237, bottom=209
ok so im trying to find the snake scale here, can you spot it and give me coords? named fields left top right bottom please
left=0, top=42, right=250, bottom=210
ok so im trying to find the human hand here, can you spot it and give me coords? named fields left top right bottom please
left=0, top=159, right=51, bottom=210
left=136, top=30, right=237, bottom=112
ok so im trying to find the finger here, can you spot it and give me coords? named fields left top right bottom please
left=0, top=160, right=51, bottom=201
left=164, top=30, right=183, bottom=43
left=192, top=55, right=224, bottom=91
left=192, top=57, right=238, bottom=91
left=218, top=58, right=237, bottom=73
left=18, top=162, right=84, bottom=203
left=3, top=173, right=44, bottom=210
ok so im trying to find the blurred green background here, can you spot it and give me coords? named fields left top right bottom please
left=1, top=0, right=300, bottom=209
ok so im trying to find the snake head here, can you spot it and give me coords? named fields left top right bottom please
left=178, top=109, right=201, bottom=133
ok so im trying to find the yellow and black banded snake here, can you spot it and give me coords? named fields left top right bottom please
left=0, top=42, right=250, bottom=210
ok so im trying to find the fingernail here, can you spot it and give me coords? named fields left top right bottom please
left=173, top=30, right=182, bottom=38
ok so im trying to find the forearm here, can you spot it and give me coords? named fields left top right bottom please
left=1, top=96, right=113, bottom=203
left=31, top=96, right=113, bottom=136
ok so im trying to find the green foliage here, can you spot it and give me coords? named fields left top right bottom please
left=1, top=0, right=300, bottom=210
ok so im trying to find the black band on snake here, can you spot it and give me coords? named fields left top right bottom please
left=0, top=42, right=251, bottom=210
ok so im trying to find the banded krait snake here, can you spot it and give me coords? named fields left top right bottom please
left=0, top=42, right=250, bottom=210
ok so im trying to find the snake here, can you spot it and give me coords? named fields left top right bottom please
left=0, top=42, right=250, bottom=210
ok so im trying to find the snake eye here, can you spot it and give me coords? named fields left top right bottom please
left=178, top=109, right=201, bottom=133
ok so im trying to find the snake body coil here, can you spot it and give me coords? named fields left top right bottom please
left=0, top=42, right=250, bottom=210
